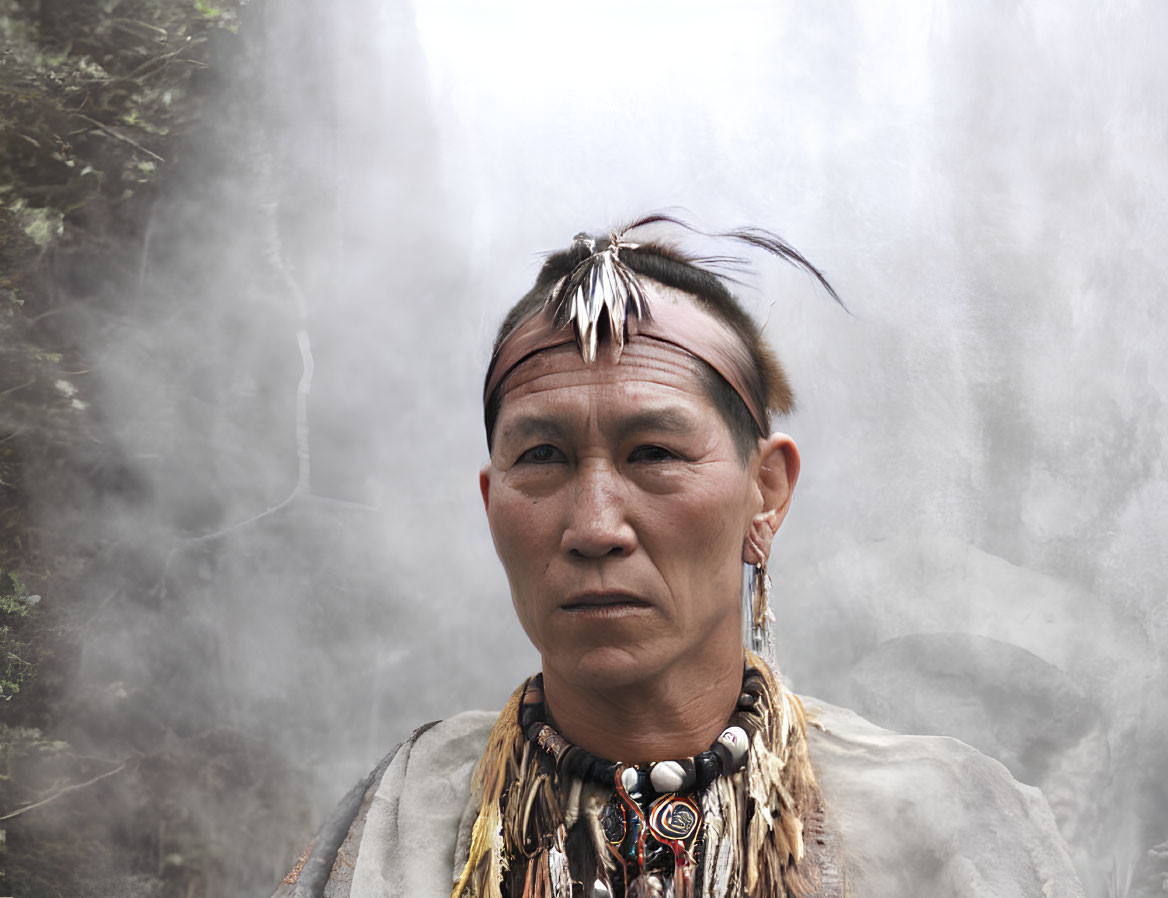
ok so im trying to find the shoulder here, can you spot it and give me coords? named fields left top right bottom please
left=273, top=712, right=496, bottom=898
left=801, top=696, right=1085, bottom=898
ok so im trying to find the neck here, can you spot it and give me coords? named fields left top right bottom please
left=540, top=653, right=746, bottom=764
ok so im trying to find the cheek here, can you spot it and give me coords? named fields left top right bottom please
left=655, top=479, right=752, bottom=581
left=693, top=476, right=752, bottom=540
left=488, top=486, right=555, bottom=577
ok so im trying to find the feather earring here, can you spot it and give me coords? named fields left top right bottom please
left=743, top=562, right=777, bottom=667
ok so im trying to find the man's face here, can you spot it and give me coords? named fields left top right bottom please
left=480, top=307, right=765, bottom=692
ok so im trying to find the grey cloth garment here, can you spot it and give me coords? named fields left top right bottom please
left=272, top=699, right=1085, bottom=898
left=802, top=700, right=1084, bottom=897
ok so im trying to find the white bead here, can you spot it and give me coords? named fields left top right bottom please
left=649, top=760, right=687, bottom=793
left=620, top=766, right=639, bottom=792
left=717, top=726, right=749, bottom=764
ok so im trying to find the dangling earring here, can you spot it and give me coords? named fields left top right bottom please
left=742, top=561, right=776, bottom=666
left=742, top=512, right=778, bottom=665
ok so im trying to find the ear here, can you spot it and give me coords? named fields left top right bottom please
left=742, top=433, right=800, bottom=565
left=479, top=462, right=492, bottom=514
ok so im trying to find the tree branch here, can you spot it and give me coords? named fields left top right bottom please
left=70, top=113, right=165, bottom=163
left=0, top=756, right=136, bottom=821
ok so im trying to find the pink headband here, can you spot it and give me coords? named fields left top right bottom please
left=484, top=290, right=768, bottom=435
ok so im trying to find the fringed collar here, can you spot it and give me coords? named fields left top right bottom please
left=452, top=656, right=845, bottom=898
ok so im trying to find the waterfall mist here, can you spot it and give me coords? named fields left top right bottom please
left=11, top=1, right=1165, bottom=895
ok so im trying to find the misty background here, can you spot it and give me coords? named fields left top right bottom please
left=4, top=0, right=1166, bottom=895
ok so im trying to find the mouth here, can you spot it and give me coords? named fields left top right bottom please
left=560, top=592, right=652, bottom=615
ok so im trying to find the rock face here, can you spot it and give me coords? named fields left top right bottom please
left=777, top=530, right=1168, bottom=897
left=850, top=635, right=1098, bottom=773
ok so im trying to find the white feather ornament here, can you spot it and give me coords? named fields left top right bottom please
left=550, top=233, right=647, bottom=365
left=548, top=826, right=571, bottom=898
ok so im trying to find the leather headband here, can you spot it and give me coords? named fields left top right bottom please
left=484, top=296, right=767, bottom=435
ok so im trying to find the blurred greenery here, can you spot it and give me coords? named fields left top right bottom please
left=0, top=2, right=313, bottom=895
left=0, top=570, right=44, bottom=701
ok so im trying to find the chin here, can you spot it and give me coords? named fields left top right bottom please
left=549, top=644, right=669, bottom=691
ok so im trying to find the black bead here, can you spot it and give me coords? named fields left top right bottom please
left=519, top=703, right=541, bottom=730
left=694, top=752, right=718, bottom=789
left=593, top=759, right=619, bottom=783
left=711, top=741, right=734, bottom=772
left=643, top=840, right=672, bottom=873
left=562, top=746, right=589, bottom=778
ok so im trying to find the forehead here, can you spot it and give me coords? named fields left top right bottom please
left=501, top=336, right=704, bottom=396
left=492, top=335, right=731, bottom=444
left=496, top=284, right=721, bottom=397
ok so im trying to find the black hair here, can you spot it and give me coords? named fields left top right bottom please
left=484, top=216, right=840, bottom=462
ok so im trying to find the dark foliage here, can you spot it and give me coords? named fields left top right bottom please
left=1, top=2, right=314, bottom=895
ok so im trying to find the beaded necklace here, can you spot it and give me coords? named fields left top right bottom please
left=451, top=657, right=834, bottom=898
left=518, top=670, right=768, bottom=897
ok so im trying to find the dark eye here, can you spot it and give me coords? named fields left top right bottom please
left=517, top=444, right=566, bottom=464
left=628, top=445, right=676, bottom=463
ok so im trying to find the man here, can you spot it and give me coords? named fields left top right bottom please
left=275, top=218, right=1084, bottom=897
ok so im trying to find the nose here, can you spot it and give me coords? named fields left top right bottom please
left=560, top=463, right=637, bottom=559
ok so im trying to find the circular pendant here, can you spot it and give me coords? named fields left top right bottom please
left=600, top=795, right=627, bottom=845
left=647, top=795, right=701, bottom=841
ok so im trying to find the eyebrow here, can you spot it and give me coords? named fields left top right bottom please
left=609, top=406, right=700, bottom=443
left=498, top=406, right=699, bottom=445
left=498, top=415, right=569, bottom=444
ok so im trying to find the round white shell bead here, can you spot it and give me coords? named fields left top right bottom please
left=649, top=760, right=687, bottom=793
left=620, top=766, right=640, bottom=792
left=717, top=726, right=749, bottom=764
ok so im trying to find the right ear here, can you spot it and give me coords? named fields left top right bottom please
left=742, top=433, right=800, bottom=565
left=479, top=463, right=492, bottom=513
